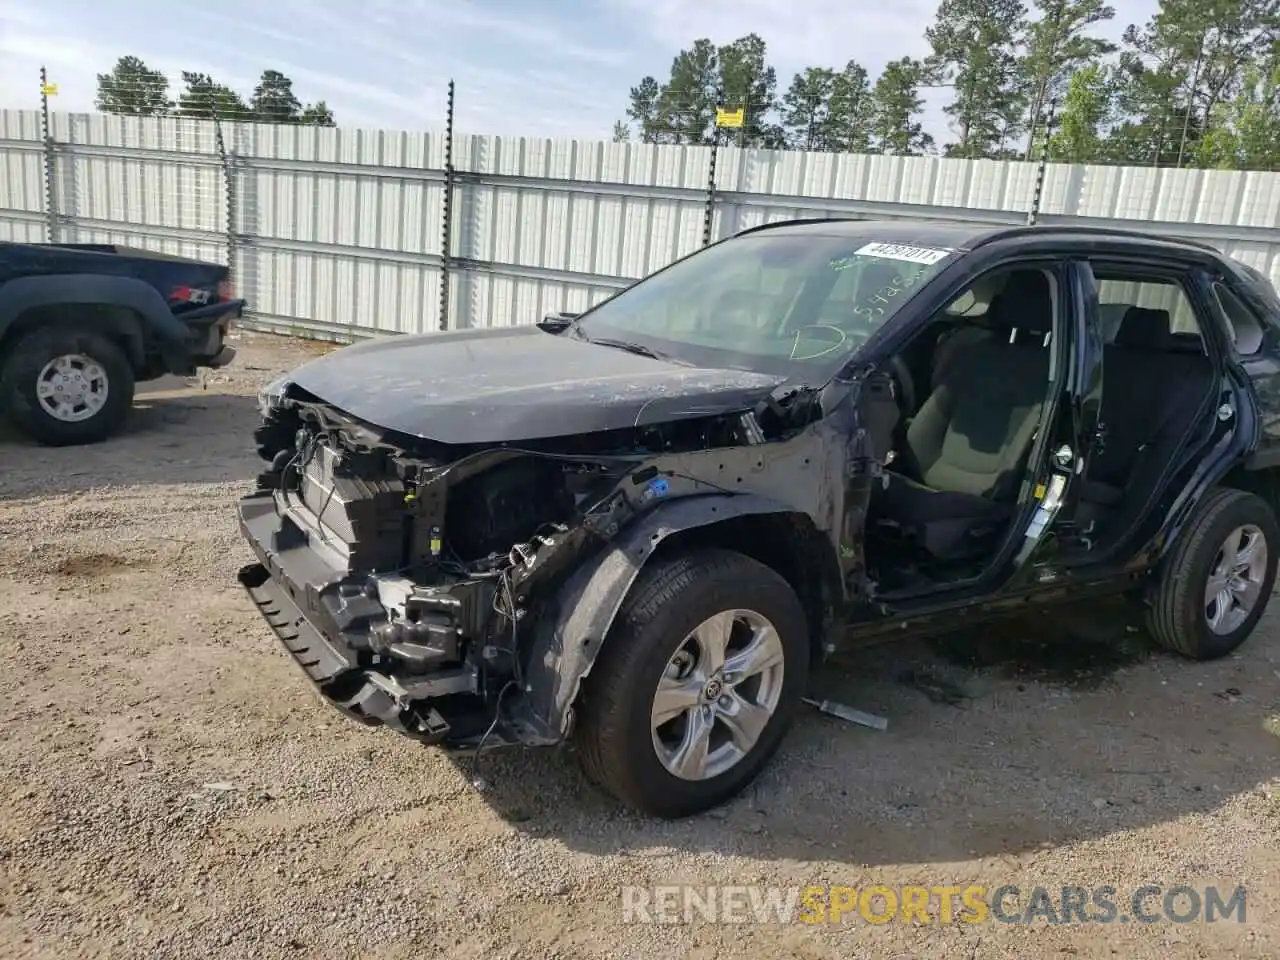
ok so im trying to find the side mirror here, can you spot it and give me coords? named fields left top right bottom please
left=538, top=311, right=580, bottom=332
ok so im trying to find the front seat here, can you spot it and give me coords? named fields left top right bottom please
left=872, top=270, right=1055, bottom=562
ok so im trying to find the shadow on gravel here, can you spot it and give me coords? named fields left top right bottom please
left=0, top=387, right=263, bottom=498
left=452, top=597, right=1280, bottom=868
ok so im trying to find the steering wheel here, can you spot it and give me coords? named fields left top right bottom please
left=885, top=354, right=917, bottom=415
left=789, top=324, right=860, bottom=361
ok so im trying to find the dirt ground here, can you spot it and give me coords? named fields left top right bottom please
left=1, top=329, right=1279, bottom=959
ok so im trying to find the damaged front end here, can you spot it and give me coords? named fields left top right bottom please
left=238, top=371, right=883, bottom=753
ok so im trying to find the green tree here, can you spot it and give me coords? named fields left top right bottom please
left=299, top=101, right=336, bottom=126
left=95, top=56, right=172, bottom=116
left=1020, top=0, right=1117, bottom=156
left=177, top=72, right=250, bottom=120
left=611, top=120, right=630, bottom=142
left=780, top=61, right=874, bottom=152
left=868, top=57, right=935, bottom=155
left=926, top=0, right=1029, bottom=158
left=627, top=34, right=782, bottom=147
left=1048, top=63, right=1112, bottom=161
left=1110, top=0, right=1277, bottom=166
left=1104, top=54, right=1189, bottom=164
left=829, top=61, right=875, bottom=152
left=1196, top=56, right=1280, bottom=169
left=626, top=76, right=664, bottom=142
left=780, top=67, right=838, bottom=150
left=716, top=33, right=779, bottom=146
left=251, top=70, right=302, bottom=122
left=655, top=39, right=719, bottom=145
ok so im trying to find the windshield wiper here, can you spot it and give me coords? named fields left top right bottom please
left=584, top=336, right=677, bottom=363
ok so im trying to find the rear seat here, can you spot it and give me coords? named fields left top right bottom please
left=1079, top=306, right=1212, bottom=512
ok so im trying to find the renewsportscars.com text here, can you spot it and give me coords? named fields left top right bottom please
left=620, top=884, right=1247, bottom=925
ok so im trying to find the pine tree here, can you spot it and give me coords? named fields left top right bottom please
left=868, top=58, right=935, bottom=155
left=926, top=0, right=1029, bottom=158
left=95, top=56, right=172, bottom=116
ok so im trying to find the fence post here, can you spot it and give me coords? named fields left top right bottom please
left=702, top=98, right=722, bottom=247
left=439, top=79, right=456, bottom=332
left=212, top=110, right=236, bottom=281
left=39, top=66, right=56, bottom=243
left=1027, top=98, right=1057, bottom=227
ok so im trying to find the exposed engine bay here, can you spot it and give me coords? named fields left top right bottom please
left=238, top=377, right=873, bottom=751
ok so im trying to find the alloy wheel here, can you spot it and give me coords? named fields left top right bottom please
left=650, top=608, right=786, bottom=781
left=1204, top=523, right=1269, bottom=635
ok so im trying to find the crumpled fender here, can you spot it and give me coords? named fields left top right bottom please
left=511, top=492, right=796, bottom=745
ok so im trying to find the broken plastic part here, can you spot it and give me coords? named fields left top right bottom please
left=801, top=697, right=888, bottom=731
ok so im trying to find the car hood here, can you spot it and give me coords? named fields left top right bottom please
left=287, top=325, right=787, bottom=445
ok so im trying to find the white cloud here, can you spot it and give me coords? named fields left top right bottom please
left=0, top=0, right=632, bottom=135
left=385, top=0, right=634, bottom=69
left=605, top=0, right=937, bottom=77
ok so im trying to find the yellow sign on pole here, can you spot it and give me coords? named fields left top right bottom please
left=41, top=82, right=58, bottom=96
left=715, top=106, right=745, bottom=128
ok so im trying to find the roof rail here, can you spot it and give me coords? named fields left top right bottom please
left=733, top=217, right=862, bottom=237
left=971, top=223, right=1223, bottom=256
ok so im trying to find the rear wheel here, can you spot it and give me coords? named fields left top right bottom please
left=574, top=548, right=810, bottom=819
left=1146, top=487, right=1279, bottom=660
left=0, top=324, right=135, bottom=446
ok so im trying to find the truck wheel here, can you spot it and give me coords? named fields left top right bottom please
left=574, top=548, right=810, bottom=819
left=0, top=325, right=135, bottom=446
left=1146, top=487, right=1279, bottom=660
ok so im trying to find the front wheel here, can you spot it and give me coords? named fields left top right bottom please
left=1146, top=487, right=1279, bottom=660
left=0, top=325, right=136, bottom=446
left=574, top=548, right=810, bottom=819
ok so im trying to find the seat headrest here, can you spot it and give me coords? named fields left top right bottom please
left=1115, top=307, right=1171, bottom=349
left=986, top=270, right=1053, bottom=333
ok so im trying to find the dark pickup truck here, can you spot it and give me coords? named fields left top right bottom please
left=0, top=242, right=246, bottom=445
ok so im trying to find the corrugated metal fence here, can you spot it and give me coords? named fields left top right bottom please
left=2, top=108, right=1280, bottom=340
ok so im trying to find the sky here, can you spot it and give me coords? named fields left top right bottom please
left=0, top=0, right=1160, bottom=146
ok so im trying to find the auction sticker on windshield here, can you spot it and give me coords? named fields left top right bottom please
left=855, top=242, right=952, bottom=265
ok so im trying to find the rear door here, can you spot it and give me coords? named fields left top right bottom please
left=1216, top=269, right=1280, bottom=469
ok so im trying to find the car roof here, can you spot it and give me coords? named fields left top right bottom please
left=735, top=218, right=1228, bottom=263
left=734, top=218, right=995, bottom=246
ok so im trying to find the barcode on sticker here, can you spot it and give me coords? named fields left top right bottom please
left=855, top=242, right=952, bottom=265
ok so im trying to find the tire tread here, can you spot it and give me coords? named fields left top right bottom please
left=574, top=548, right=807, bottom=817
left=1146, top=486, right=1277, bottom=659
left=0, top=323, right=135, bottom=446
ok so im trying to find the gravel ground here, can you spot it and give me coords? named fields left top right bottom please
left=1, top=329, right=1279, bottom=959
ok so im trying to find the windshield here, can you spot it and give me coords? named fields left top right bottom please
left=574, top=232, right=954, bottom=375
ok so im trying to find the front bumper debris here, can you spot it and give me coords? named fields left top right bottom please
left=236, top=491, right=475, bottom=744
left=238, top=562, right=451, bottom=741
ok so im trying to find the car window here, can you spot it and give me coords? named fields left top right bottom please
left=575, top=233, right=953, bottom=373
left=1238, top=266, right=1280, bottom=333
left=1094, top=274, right=1205, bottom=351
left=1213, top=282, right=1267, bottom=355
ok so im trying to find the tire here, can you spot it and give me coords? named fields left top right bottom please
left=574, top=548, right=810, bottom=819
left=1146, top=486, right=1279, bottom=660
left=0, top=324, right=135, bottom=446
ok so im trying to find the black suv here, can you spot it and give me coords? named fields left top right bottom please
left=238, top=219, right=1280, bottom=818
